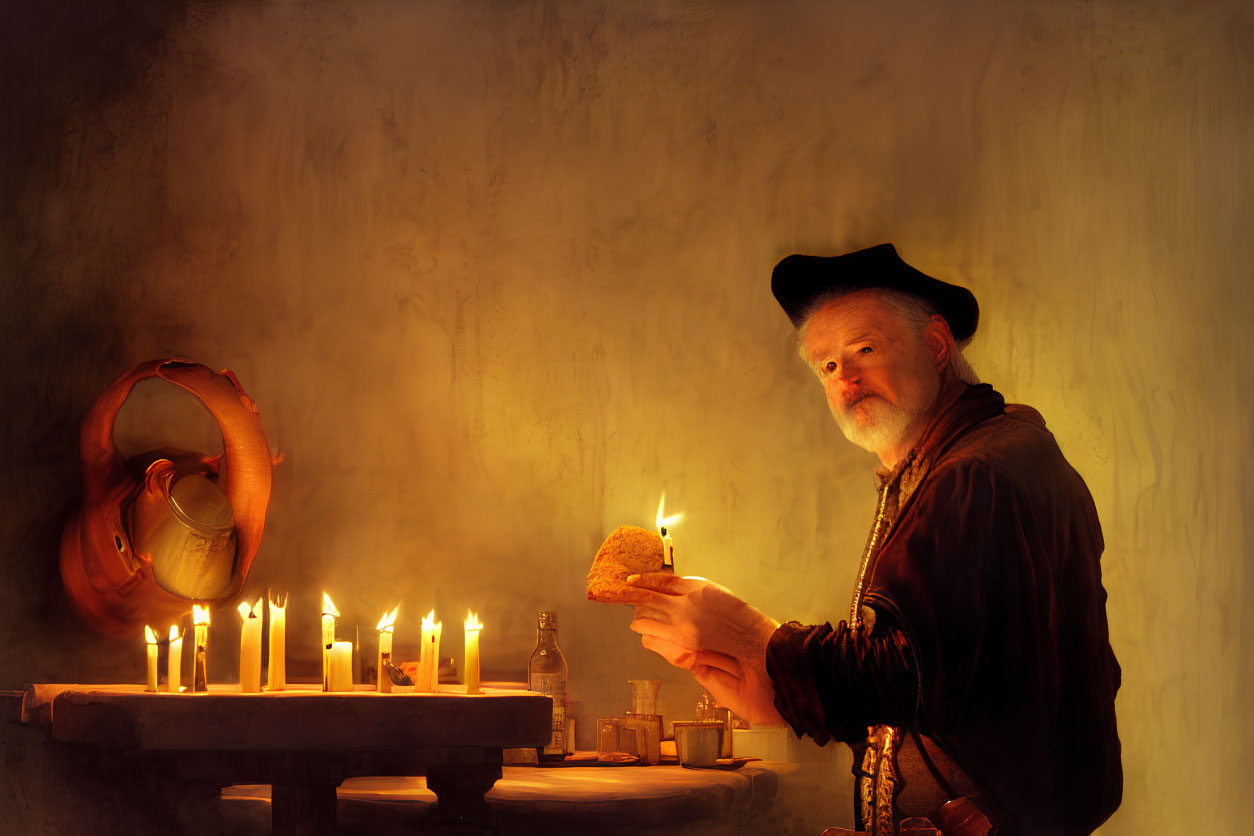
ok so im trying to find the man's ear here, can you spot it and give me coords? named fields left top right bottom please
left=923, top=315, right=954, bottom=372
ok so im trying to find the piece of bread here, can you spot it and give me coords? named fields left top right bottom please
left=587, top=525, right=664, bottom=602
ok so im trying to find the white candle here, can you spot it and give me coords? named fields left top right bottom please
left=419, top=610, right=442, bottom=692
left=431, top=621, right=442, bottom=690
left=192, top=604, right=210, bottom=692
left=267, top=593, right=286, bottom=691
left=419, top=610, right=433, bottom=692
left=328, top=641, right=354, bottom=692
left=168, top=625, right=183, bottom=693
left=656, top=493, right=682, bottom=571
left=144, top=626, right=158, bottom=692
left=377, top=606, right=399, bottom=693
left=464, top=612, right=482, bottom=695
left=321, top=594, right=339, bottom=692
left=238, top=598, right=263, bottom=693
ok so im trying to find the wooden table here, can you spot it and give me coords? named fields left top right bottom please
left=20, top=683, right=552, bottom=834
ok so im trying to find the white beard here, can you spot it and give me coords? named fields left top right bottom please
left=832, top=394, right=914, bottom=455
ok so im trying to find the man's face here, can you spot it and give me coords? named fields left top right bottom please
left=801, top=290, right=942, bottom=462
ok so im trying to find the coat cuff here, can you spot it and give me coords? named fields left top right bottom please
left=766, top=621, right=834, bottom=745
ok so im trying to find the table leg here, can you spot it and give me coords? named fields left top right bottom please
left=424, top=763, right=501, bottom=834
left=271, top=782, right=338, bottom=836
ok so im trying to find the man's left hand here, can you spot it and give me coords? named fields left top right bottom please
left=626, top=573, right=784, bottom=726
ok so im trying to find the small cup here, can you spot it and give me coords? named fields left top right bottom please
left=628, top=679, right=662, bottom=715
left=598, top=718, right=644, bottom=759
left=673, top=721, right=724, bottom=767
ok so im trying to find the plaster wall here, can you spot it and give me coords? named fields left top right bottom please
left=1, top=1, right=1250, bottom=831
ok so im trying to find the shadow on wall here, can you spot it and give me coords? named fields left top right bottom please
left=0, top=1, right=195, bottom=686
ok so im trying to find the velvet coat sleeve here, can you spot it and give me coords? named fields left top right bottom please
left=765, top=614, right=918, bottom=746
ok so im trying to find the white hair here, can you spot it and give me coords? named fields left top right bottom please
left=796, top=287, right=980, bottom=384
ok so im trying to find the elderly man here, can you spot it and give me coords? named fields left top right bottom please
left=626, top=244, right=1122, bottom=834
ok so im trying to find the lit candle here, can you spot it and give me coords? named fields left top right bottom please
left=376, top=605, right=399, bottom=693
left=419, top=610, right=442, bottom=692
left=267, top=593, right=286, bottom=691
left=656, top=493, right=682, bottom=571
left=431, top=620, right=443, bottom=690
left=238, top=598, right=263, bottom=693
left=321, top=593, right=339, bottom=692
left=192, top=604, right=210, bottom=692
left=168, top=625, right=183, bottom=693
left=464, top=611, right=482, bottom=695
left=144, top=626, right=158, bottom=692
left=328, top=640, right=354, bottom=692
left=419, top=610, right=432, bottom=691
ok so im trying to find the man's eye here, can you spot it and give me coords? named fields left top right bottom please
left=858, top=346, right=874, bottom=355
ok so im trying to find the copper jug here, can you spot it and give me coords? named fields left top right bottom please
left=60, top=359, right=275, bottom=636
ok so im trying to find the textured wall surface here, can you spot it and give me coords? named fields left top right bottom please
left=1, top=0, right=1250, bottom=832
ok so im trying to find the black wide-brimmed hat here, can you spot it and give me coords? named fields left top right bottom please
left=771, top=243, right=979, bottom=342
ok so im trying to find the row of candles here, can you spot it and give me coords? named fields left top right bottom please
left=143, top=495, right=679, bottom=695
left=143, top=594, right=484, bottom=695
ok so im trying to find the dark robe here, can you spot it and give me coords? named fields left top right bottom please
left=766, top=384, right=1122, bottom=834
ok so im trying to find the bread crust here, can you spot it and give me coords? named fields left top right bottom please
left=587, top=525, right=664, bottom=602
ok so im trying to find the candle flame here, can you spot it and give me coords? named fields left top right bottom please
left=238, top=598, right=262, bottom=620
left=377, top=605, right=400, bottom=632
left=169, top=625, right=181, bottom=642
left=322, top=593, right=340, bottom=618
left=465, top=611, right=482, bottom=631
left=193, top=604, right=211, bottom=626
left=145, top=625, right=157, bottom=644
left=421, top=609, right=435, bottom=629
left=655, top=492, right=683, bottom=532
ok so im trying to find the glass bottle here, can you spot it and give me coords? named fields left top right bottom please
left=528, top=611, right=568, bottom=761
left=696, top=691, right=716, bottom=722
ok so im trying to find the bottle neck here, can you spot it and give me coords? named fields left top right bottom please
left=536, top=612, right=558, bottom=640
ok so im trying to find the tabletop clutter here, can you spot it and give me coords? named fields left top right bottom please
left=593, top=680, right=737, bottom=767
left=136, top=595, right=738, bottom=767
left=129, top=497, right=745, bottom=768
